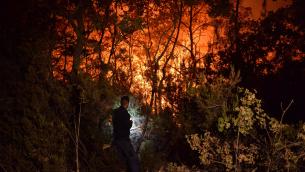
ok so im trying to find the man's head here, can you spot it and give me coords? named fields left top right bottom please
left=120, top=95, right=129, bottom=109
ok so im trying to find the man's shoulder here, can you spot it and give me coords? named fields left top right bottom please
left=113, top=106, right=126, bottom=114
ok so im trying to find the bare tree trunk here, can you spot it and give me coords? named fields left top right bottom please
left=235, top=0, right=240, bottom=44
left=107, top=2, right=118, bottom=65
left=74, top=103, right=81, bottom=172
left=235, top=127, right=240, bottom=172
left=70, top=0, right=85, bottom=81
left=188, top=4, right=197, bottom=80
left=96, top=0, right=111, bottom=77
left=74, top=87, right=85, bottom=172
left=128, top=35, right=133, bottom=91
left=233, top=0, right=240, bottom=69
left=158, top=0, right=183, bottom=112
left=189, top=4, right=195, bottom=60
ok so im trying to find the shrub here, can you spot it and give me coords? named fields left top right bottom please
left=186, top=88, right=305, bottom=171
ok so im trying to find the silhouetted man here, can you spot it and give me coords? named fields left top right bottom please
left=112, top=96, right=140, bottom=172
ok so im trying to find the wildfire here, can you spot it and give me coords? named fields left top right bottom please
left=51, top=0, right=294, bottom=110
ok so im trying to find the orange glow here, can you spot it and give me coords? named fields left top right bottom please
left=51, top=1, right=294, bottom=109
left=266, top=51, right=275, bottom=61
left=242, top=0, right=292, bottom=19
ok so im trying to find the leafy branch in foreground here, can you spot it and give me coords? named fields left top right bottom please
left=187, top=88, right=305, bottom=171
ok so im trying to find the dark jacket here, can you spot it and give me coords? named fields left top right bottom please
left=112, top=106, right=132, bottom=141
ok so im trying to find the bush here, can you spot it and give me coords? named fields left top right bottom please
left=186, top=88, right=305, bottom=171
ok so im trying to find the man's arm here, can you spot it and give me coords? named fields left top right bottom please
left=123, top=110, right=132, bottom=129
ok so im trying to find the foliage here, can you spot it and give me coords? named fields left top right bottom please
left=218, top=0, right=305, bottom=121
left=163, top=162, right=194, bottom=172
left=180, top=67, right=240, bottom=133
left=186, top=88, right=305, bottom=171
left=0, top=2, right=121, bottom=171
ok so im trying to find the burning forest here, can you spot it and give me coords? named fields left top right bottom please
left=1, top=0, right=305, bottom=171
